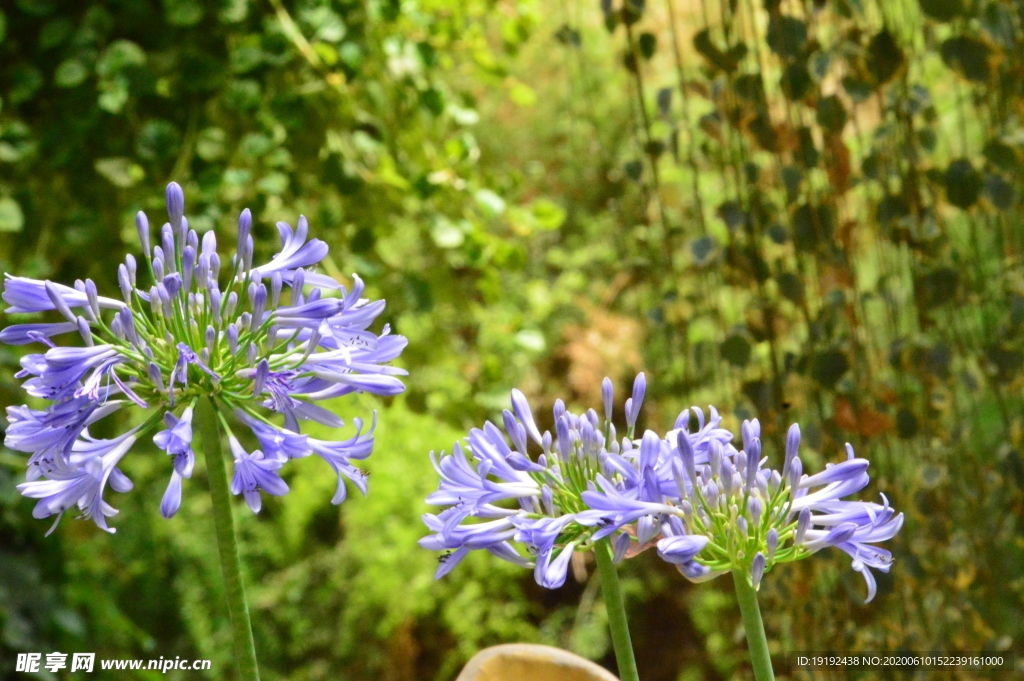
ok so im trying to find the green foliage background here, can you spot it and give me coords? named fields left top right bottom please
left=0, top=0, right=1022, bottom=679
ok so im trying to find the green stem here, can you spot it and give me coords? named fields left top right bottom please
left=593, top=539, right=640, bottom=681
left=732, top=570, right=775, bottom=681
left=196, top=396, right=260, bottom=681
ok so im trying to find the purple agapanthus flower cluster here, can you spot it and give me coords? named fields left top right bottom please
left=421, top=374, right=902, bottom=602
left=2, top=182, right=405, bottom=534
left=421, top=374, right=729, bottom=588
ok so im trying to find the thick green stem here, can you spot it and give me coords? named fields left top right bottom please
left=732, top=570, right=775, bottom=681
left=197, top=397, right=260, bottom=681
left=593, top=539, right=640, bottom=681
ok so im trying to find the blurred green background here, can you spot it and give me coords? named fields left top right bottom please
left=1, top=0, right=1022, bottom=679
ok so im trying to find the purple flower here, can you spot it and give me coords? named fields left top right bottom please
left=0, top=321, right=79, bottom=345
left=442, top=372, right=903, bottom=603
left=17, top=433, right=136, bottom=535
left=656, top=534, right=710, bottom=564
left=251, top=217, right=333, bottom=286
left=421, top=375, right=663, bottom=589
left=2, top=182, right=405, bottom=533
left=228, top=436, right=289, bottom=513
left=582, top=409, right=903, bottom=603
left=236, top=410, right=310, bottom=462
left=2, top=275, right=124, bottom=314
left=306, top=414, right=376, bottom=504
left=154, top=407, right=195, bottom=518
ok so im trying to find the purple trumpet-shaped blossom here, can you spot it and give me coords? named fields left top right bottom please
left=421, top=374, right=731, bottom=589
left=229, top=436, right=288, bottom=513
left=155, top=407, right=195, bottom=518
left=2, top=182, right=405, bottom=534
left=17, top=432, right=136, bottom=535
left=584, top=416, right=903, bottom=603
left=307, top=414, right=376, bottom=504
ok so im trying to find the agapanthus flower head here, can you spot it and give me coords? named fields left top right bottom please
left=587, top=416, right=903, bottom=603
left=420, top=374, right=734, bottom=589
left=3, top=182, right=406, bottom=533
left=421, top=371, right=902, bottom=602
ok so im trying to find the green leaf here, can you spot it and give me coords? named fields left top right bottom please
left=431, top=218, right=465, bottom=248
left=15, top=0, right=55, bottom=17
left=656, top=87, right=672, bottom=116
left=239, top=132, right=273, bottom=159
left=896, top=408, right=919, bottom=438
left=781, top=166, right=802, bottom=205
left=638, top=32, right=657, bottom=59
left=734, top=73, right=766, bottom=107
left=867, top=30, right=903, bottom=85
left=690, top=236, right=717, bottom=266
left=776, top=272, right=805, bottom=303
left=230, top=36, right=265, bottom=74
left=715, top=201, right=747, bottom=230
left=796, top=126, right=818, bottom=167
left=985, top=344, right=1024, bottom=383
left=918, top=0, right=963, bottom=22
left=39, top=18, right=73, bottom=49
left=841, top=75, right=873, bottom=102
left=54, top=59, right=88, bottom=88
left=10, top=65, right=43, bottom=104
left=944, top=158, right=982, bottom=209
left=742, top=380, right=771, bottom=413
left=509, top=81, right=536, bottom=107
left=915, top=267, right=959, bottom=308
left=196, top=127, right=227, bottom=161
left=792, top=203, right=835, bottom=251
left=475, top=189, right=506, bottom=216
left=981, top=3, right=1015, bottom=48
left=97, top=40, right=146, bottom=77
left=811, top=350, right=849, bottom=388
left=644, top=140, right=665, bottom=159
left=876, top=194, right=910, bottom=226
left=257, top=172, right=289, bottom=195
left=0, top=197, right=24, bottom=232
left=693, top=29, right=746, bottom=73
left=810, top=51, right=831, bottom=81
left=136, top=120, right=182, bottom=161
left=984, top=174, right=1014, bottom=210
left=218, top=0, right=247, bottom=22
left=780, top=63, right=812, bottom=100
left=767, top=15, right=807, bottom=60
left=164, top=0, right=204, bottom=26
left=940, top=35, right=991, bottom=82
left=514, top=330, right=545, bottom=352
left=816, top=95, right=847, bottom=133
left=918, top=128, right=937, bottom=152
left=983, top=139, right=1018, bottom=171
left=94, top=157, right=145, bottom=188
left=224, top=79, right=261, bottom=110
left=622, top=0, right=644, bottom=25
left=530, top=199, right=565, bottom=230
left=553, top=24, right=581, bottom=48
left=720, top=334, right=752, bottom=367
left=98, top=80, right=129, bottom=113
left=419, top=87, right=444, bottom=115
